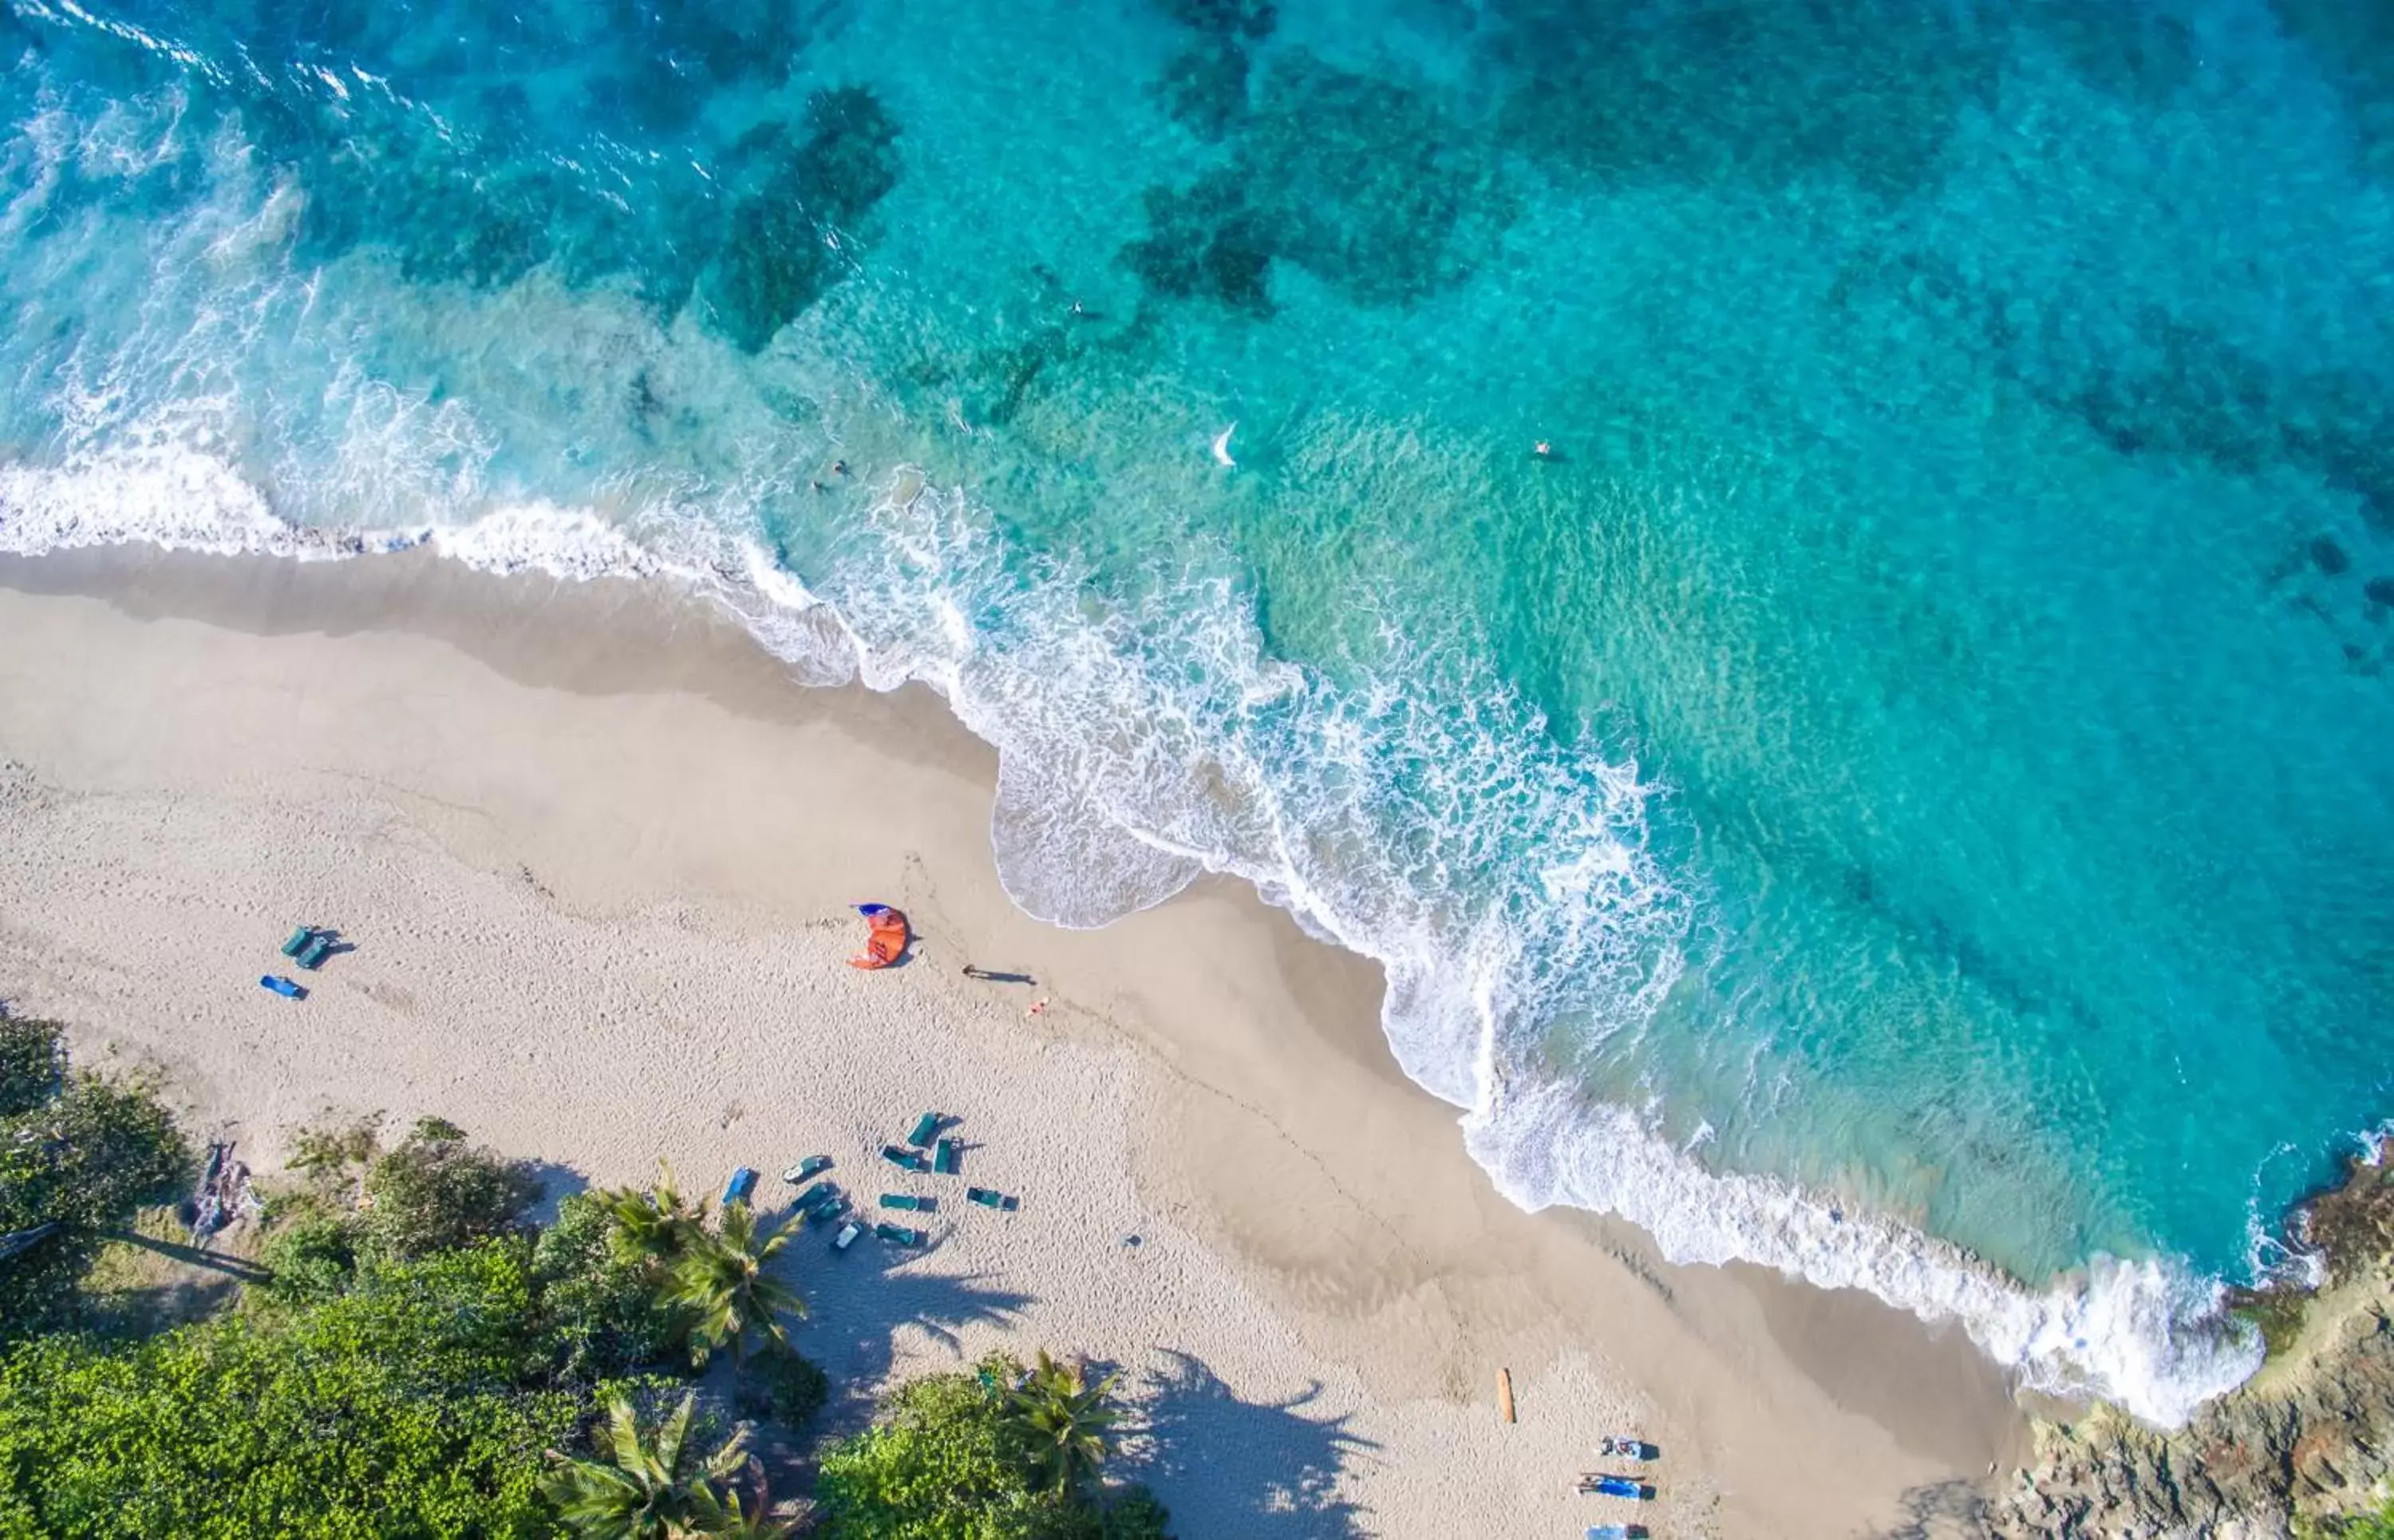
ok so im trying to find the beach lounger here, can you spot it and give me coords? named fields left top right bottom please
left=906, top=1112, right=941, bottom=1149
left=722, top=1168, right=760, bottom=1206
left=1598, top=1436, right=1658, bottom=1461
left=783, top=1155, right=832, bottom=1186
left=1578, top=1476, right=1652, bottom=1501
left=880, top=1143, right=928, bottom=1172
left=800, top=1185, right=845, bottom=1222
left=934, top=1137, right=961, bottom=1175
left=873, top=1222, right=925, bottom=1246
left=966, top=1186, right=1012, bottom=1210
left=832, top=1218, right=862, bottom=1252
left=878, top=1193, right=933, bottom=1212
left=259, top=975, right=306, bottom=1000
left=279, top=926, right=315, bottom=958
left=1584, top=1526, right=1648, bottom=1540
left=294, top=933, right=335, bottom=971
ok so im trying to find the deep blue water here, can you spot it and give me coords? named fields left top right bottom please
left=4, top=0, right=2392, bottom=1419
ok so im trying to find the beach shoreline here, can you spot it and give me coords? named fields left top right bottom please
left=0, top=546, right=2028, bottom=1536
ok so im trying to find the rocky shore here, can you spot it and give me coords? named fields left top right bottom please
left=1938, top=1152, right=2394, bottom=1538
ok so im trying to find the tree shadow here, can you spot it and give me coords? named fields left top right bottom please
left=1863, top=1477, right=1990, bottom=1539
left=1125, top=1349, right=1377, bottom=1538
left=100, top=1227, right=274, bottom=1284
left=518, top=1160, right=591, bottom=1227
left=784, top=1246, right=1033, bottom=1426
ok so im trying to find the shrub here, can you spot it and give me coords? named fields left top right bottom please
left=258, top=1203, right=359, bottom=1305
left=529, top=1190, right=683, bottom=1383
left=736, top=1342, right=829, bottom=1429
left=1096, top=1487, right=1173, bottom=1540
left=356, top=1116, right=538, bottom=1264
left=812, top=1356, right=1162, bottom=1540
left=286, top=1116, right=380, bottom=1193
left=0, top=1014, right=62, bottom=1118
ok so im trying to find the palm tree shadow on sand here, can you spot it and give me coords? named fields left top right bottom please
left=786, top=1236, right=1033, bottom=1422
left=1122, top=1348, right=1377, bottom=1538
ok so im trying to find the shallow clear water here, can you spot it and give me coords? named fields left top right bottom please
left=5, top=0, right=2392, bottom=1420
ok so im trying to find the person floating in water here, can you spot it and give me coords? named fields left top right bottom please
left=1534, top=440, right=1557, bottom=461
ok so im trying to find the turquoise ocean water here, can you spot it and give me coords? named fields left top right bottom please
left=5, top=0, right=2392, bottom=1421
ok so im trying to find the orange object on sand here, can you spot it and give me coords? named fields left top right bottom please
left=847, top=906, right=911, bottom=969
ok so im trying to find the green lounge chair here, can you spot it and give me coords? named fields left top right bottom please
left=279, top=926, right=315, bottom=958
left=874, top=1222, right=924, bottom=1246
left=295, top=933, right=336, bottom=970
left=879, top=1193, right=933, bottom=1212
left=966, top=1186, right=1010, bottom=1210
left=783, top=1155, right=832, bottom=1186
left=906, top=1112, right=941, bottom=1149
left=934, top=1137, right=961, bottom=1175
left=800, top=1185, right=845, bottom=1224
left=880, top=1144, right=928, bottom=1172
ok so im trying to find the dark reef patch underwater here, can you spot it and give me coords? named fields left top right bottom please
left=3, top=0, right=2393, bottom=1423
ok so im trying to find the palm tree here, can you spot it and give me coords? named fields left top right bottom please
left=1003, top=1350, right=1120, bottom=1495
left=697, top=1463, right=796, bottom=1540
left=665, top=1201, right=806, bottom=1369
left=541, top=1390, right=748, bottom=1540
left=593, top=1161, right=706, bottom=1269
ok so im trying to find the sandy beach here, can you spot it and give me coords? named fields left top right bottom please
left=0, top=547, right=2026, bottom=1538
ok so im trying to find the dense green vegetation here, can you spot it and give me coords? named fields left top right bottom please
left=0, top=1241, right=582, bottom=1535
left=0, top=1019, right=1178, bottom=1536
left=814, top=1356, right=1168, bottom=1540
left=0, top=1014, right=189, bottom=1341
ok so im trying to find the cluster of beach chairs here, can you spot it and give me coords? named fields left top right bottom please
left=1577, top=1435, right=1660, bottom=1538
left=717, top=1108, right=1017, bottom=1257
left=259, top=924, right=349, bottom=999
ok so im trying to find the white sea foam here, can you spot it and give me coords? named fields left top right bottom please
left=1470, top=1077, right=2261, bottom=1427
left=0, top=426, right=2270, bottom=1431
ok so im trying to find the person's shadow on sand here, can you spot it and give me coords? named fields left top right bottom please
left=1125, top=1348, right=1376, bottom=1538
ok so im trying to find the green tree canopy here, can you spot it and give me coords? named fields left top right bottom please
left=814, top=1358, right=1170, bottom=1540
left=0, top=1020, right=188, bottom=1339
left=539, top=1388, right=748, bottom=1539
left=531, top=1191, right=686, bottom=1386
left=0, top=1240, right=580, bottom=1537
left=588, top=1163, right=706, bottom=1271
left=1005, top=1352, right=1120, bottom=1496
left=666, top=1202, right=805, bottom=1371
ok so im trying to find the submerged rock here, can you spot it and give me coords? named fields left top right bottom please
left=707, top=85, right=903, bottom=353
